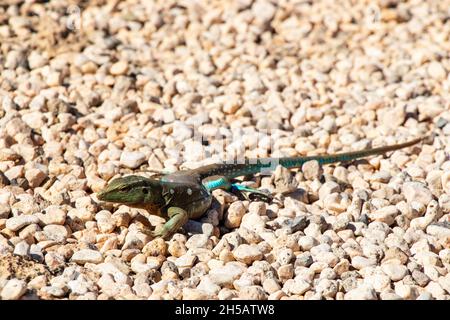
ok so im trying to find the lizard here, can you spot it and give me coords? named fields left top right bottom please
left=97, top=136, right=424, bottom=239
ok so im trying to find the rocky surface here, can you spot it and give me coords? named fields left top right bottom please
left=0, top=0, right=449, bottom=300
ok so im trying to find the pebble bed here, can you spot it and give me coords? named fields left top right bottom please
left=0, top=0, right=449, bottom=300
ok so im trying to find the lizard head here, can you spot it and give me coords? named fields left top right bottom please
left=97, top=175, right=161, bottom=205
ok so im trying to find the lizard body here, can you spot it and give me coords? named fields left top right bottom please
left=97, top=136, right=424, bottom=238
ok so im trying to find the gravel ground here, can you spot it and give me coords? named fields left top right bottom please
left=0, top=0, right=449, bottom=300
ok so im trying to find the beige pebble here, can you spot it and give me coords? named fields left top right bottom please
left=110, top=61, right=129, bottom=76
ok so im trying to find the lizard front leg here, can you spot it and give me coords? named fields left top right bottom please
left=152, top=206, right=189, bottom=239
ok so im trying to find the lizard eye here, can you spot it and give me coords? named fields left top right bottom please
left=142, top=188, right=151, bottom=195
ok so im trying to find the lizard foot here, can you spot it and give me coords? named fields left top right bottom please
left=151, top=206, right=189, bottom=239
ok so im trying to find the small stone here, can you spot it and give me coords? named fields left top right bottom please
left=185, top=234, right=211, bottom=250
left=298, top=236, right=319, bottom=251
left=344, top=285, right=377, bottom=300
left=295, top=252, right=313, bottom=268
left=438, top=274, right=450, bottom=294
left=28, top=51, right=47, bottom=69
left=370, top=171, right=392, bottom=183
left=364, top=273, right=391, bottom=292
left=133, top=283, right=153, bottom=298
left=290, top=216, right=309, bottom=232
left=6, top=215, right=40, bottom=231
left=252, top=0, right=276, bottom=23
left=182, top=288, right=213, bottom=300
left=161, top=109, right=175, bottom=123
left=394, top=283, right=417, bottom=299
left=274, top=165, right=297, bottom=193
left=381, top=263, right=409, bottom=281
left=0, top=149, right=21, bottom=161
left=110, top=61, right=129, bottom=75
left=239, top=286, right=267, bottom=300
left=314, top=251, right=339, bottom=267
left=28, top=275, right=47, bottom=290
left=143, top=238, right=167, bottom=257
left=183, top=221, right=214, bottom=237
left=197, top=276, right=221, bottom=295
left=175, top=254, right=197, bottom=268
left=72, top=249, right=103, bottom=265
left=4, top=166, right=24, bottom=181
left=333, top=259, right=350, bottom=276
left=302, top=160, right=322, bottom=180
left=44, top=252, right=65, bottom=271
left=46, top=71, right=62, bottom=87
left=379, top=291, right=402, bottom=300
left=285, top=278, right=311, bottom=295
left=277, top=264, right=294, bottom=281
left=37, top=206, right=66, bottom=225
left=43, top=225, right=68, bottom=243
left=41, top=286, right=66, bottom=298
left=416, top=292, right=433, bottom=300
left=318, top=181, right=340, bottom=200
left=240, top=213, right=266, bottom=231
left=30, top=244, right=44, bottom=262
left=233, top=244, right=263, bottom=265
left=276, top=248, right=294, bottom=265
left=316, top=279, right=338, bottom=298
left=369, top=206, right=399, bottom=226
left=268, top=290, right=286, bottom=300
left=168, top=240, right=187, bottom=258
left=382, top=247, right=408, bottom=265
left=130, top=256, right=154, bottom=274
left=95, top=210, right=116, bottom=234
left=243, top=72, right=264, bottom=92
left=13, top=240, right=30, bottom=257
left=120, top=151, right=146, bottom=169
left=402, top=182, right=433, bottom=206
left=248, top=202, right=266, bottom=216
left=224, top=202, right=246, bottom=229
left=68, top=278, right=90, bottom=296
left=208, top=263, right=246, bottom=286
left=351, top=256, right=376, bottom=270
left=426, top=223, right=450, bottom=238
left=412, top=270, right=430, bottom=287
left=427, top=61, right=447, bottom=80
left=1, top=279, right=27, bottom=300
left=262, top=279, right=281, bottom=294
left=425, top=282, right=445, bottom=298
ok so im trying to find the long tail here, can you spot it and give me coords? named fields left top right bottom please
left=278, top=136, right=424, bottom=168
left=196, top=136, right=425, bottom=180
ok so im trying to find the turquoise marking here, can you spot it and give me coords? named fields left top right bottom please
left=230, top=184, right=264, bottom=194
left=203, top=177, right=229, bottom=191
left=230, top=184, right=249, bottom=192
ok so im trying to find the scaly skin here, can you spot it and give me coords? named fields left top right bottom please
left=97, top=136, right=424, bottom=239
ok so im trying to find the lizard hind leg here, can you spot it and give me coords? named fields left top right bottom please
left=230, top=183, right=273, bottom=202
left=152, top=206, right=189, bottom=239
left=203, top=176, right=272, bottom=202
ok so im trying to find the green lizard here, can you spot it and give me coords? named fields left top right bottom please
left=97, top=136, right=424, bottom=239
